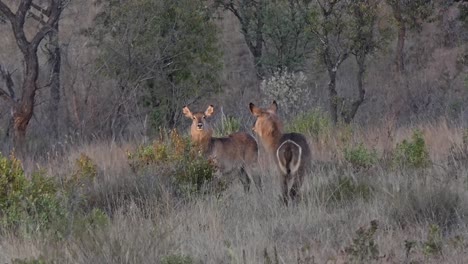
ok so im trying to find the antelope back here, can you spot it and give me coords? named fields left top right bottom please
left=249, top=101, right=311, bottom=172
left=249, top=101, right=311, bottom=202
left=278, top=133, right=311, bottom=174
left=183, top=105, right=258, bottom=169
left=210, top=132, right=258, bottom=168
left=276, top=139, right=302, bottom=176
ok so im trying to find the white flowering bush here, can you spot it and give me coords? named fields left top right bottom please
left=260, top=69, right=309, bottom=116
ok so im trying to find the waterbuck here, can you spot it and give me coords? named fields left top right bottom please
left=183, top=105, right=260, bottom=192
left=249, top=101, right=311, bottom=204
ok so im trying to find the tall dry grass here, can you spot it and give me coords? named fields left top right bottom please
left=0, top=118, right=467, bottom=263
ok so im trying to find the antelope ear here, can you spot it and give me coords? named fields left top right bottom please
left=268, top=100, right=278, bottom=113
left=183, top=106, right=192, bottom=118
left=205, top=105, right=215, bottom=117
left=249, top=103, right=262, bottom=117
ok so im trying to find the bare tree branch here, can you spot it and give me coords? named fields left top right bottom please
left=0, top=1, right=15, bottom=22
left=31, top=0, right=62, bottom=49
left=0, top=1, right=33, bottom=55
left=28, top=11, right=47, bottom=26
left=0, top=88, right=15, bottom=107
left=31, top=2, right=51, bottom=16
left=0, top=65, right=15, bottom=99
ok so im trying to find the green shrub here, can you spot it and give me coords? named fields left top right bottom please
left=161, top=254, right=194, bottom=264
left=214, top=114, right=241, bottom=136
left=66, top=153, right=98, bottom=191
left=127, top=142, right=169, bottom=172
left=460, top=4, right=468, bottom=27
left=393, top=130, right=430, bottom=168
left=0, top=153, right=64, bottom=234
left=423, top=224, right=443, bottom=257
left=404, top=240, right=417, bottom=262
left=127, top=129, right=218, bottom=197
left=11, top=256, right=48, bottom=264
left=463, top=129, right=468, bottom=147
left=63, top=154, right=99, bottom=216
left=286, top=110, right=330, bottom=139
left=337, top=124, right=354, bottom=145
left=173, top=155, right=216, bottom=196
left=127, top=129, right=190, bottom=170
left=317, top=177, right=373, bottom=205
left=70, top=208, right=110, bottom=236
left=344, top=143, right=377, bottom=170
left=0, top=153, right=27, bottom=211
left=345, top=220, right=380, bottom=263
left=262, top=247, right=280, bottom=264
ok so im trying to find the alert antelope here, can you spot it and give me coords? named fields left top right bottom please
left=183, top=105, right=260, bottom=192
left=249, top=101, right=311, bottom=204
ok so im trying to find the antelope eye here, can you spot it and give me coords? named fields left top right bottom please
left=203, top=116, right=206, bottom=119
left=192, top=117, right=196, bottom=120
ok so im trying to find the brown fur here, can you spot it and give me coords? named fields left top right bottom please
left=249, top=101, right=311, bottom=204
left=183, top=105, right=260, bottom=192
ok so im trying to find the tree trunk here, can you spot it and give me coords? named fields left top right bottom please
left=13, top=117, right=27, bottom=152
left=343, top=54, right=366, bottom=123
left=224, top=0, right=265, bottom=80
left=392, top=1, right=406, bottom=74
left=327, top=70, right=338, bottom=124
left=13, top=49, right=39, bottom=153
left=396, top=23, right=406, bottom=73
left=253, top=0, right=264, bottom=79
left=48, top=22, right=61, bottom=139
left=252, top=47, right=264, bottom=80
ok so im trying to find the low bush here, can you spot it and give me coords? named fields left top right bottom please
left=0, top=152, right=64, bottom=234
left=393, top=130, right=430, bottom=168
left=65, top=153, right=98, bottom=192
left=161, top=254, right=195, bottom=264
left=127, top=141, right=169, bottom=172
left=344, top=143, right=378, bottom=170
left=316, top=177, right=373, bottom=206
left=126, top=129, right=218, bottom=197
left=71, top=208, right=110, bottom=235
left=345, top=220, right=380, bottom=263
left=423, top=224, right=443, bottom=257
left=11, top=257, right=48, bottom=264
left=214, top=114, right=241, bottom=136
left=285, top=110, right=330, bottom=139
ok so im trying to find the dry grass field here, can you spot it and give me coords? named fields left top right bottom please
left=0, top=1, right=467, bottom=263
left=1, top=118, right=467, bottom=264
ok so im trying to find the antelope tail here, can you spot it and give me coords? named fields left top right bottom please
left=276, top=140, right=302, bottom=176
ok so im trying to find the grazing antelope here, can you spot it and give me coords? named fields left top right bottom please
left=183, top=105, right=260, bottom=192
left=249, top=101, right=311, bottom=204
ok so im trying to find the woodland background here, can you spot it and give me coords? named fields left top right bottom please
left=0, top=0, right=466, bottom=153
left=0, top=0, right=468, bottom=263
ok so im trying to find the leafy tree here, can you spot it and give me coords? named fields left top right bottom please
left=306, top=0, right=387, bottom=124
left=306, top=0, right=352, bottom=124
left=344, top=0, right=387, bottom=123
left=90, top=0, right=221, bottom=130
left=261, top=0, right=315, bottom=73
left=216, top=0, right=314, bottom=78
left=216, top=0, right=266, bottom=79
left=385, top=0, right=434, bottom=73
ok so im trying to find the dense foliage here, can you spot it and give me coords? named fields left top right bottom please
left=90, top=0, right=222, bottom=129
